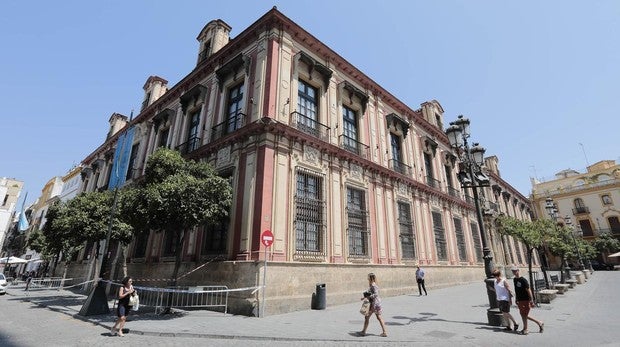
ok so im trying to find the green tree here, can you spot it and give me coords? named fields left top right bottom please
left=122, top=148, right=232, bottom=290
left=496, top=216, right=554, bottom=290
left=25, top=229, right=48, bottom=257
left=546, top=225, right=575, bottom=282
left=592, top=232, right=620, bottom=255
left=41, top=192, right=133, bottom=279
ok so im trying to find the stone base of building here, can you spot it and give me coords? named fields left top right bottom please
left=65, top=260, right=517, bottom=316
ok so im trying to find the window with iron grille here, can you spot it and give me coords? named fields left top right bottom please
left=295, top=169, right=325, bottom=253
left=203, top=170, right=233, bottom=254
left=505, top=237, right=514, bottom=264
left=162, top=230, right=176, bottom=257
left=347, top=187, right=369, bottom=257
left=133, top=232, right=149, bottom=258
left=453, top=217, right=467, bottom=261
left=515, top=242, right=523, bottom=264
left=470, top=222, right=483, bottom=262
left=432, top=211, right=447, bottom=260
left=398, top=202, right=415, bottom=259
left=226, top=82, right=244, bottom=133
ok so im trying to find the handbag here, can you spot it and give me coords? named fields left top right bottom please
left=128, top=293, right=139, bottom=307
left=360, top=299, right=370, bottom=316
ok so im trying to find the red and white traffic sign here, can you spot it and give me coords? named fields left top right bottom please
left=261, top=230, right=274, bottom=247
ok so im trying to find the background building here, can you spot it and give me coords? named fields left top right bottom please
left=531, top=160, right=620, bottom=266
left=0, top=177, right=24, bottom=252
left=67, top=8, right=534, bottom=315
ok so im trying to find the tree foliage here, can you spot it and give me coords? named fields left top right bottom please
left=592, top=232, right=620, bottom=254
left=121, top=148, right=233, bottom=287
left=25, top=229, right=48, bottom=257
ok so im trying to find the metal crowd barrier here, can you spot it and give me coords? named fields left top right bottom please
left=27, top=277, right=74, bottom=291
left=107, top=282, right=230, bottom=314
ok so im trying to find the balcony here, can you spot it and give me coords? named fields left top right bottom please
left=176, top=136, right=201, bottom=155
left=211, top=112, right=246, bottom=142
left=338, top=135, right=369, bottom=159
left=426, top=176, right=441, bottom=190
left=465, top=195, right=475, bottom=205
left=290, top=111, right=330, bottom=142
left=447, top=186, right=460, bottom=198
left=389, top=159, right=411, bottom=176
left=572, top=206, right=590, bottom=215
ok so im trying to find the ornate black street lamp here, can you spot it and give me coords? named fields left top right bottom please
left=544, top=197, right=572, bottom=282
left=445, top=115, right=500, bottom=326
left=564, top=215, right=585, bottom=270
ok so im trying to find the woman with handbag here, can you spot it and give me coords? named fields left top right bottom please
left=111, top=276, right=136, bottom=337
left=358, top=273, right=387, bottom=337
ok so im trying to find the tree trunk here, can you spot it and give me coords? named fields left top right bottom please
left=537, top=247, right=550, bottom=289
left=162, top=229, right=185, bottom=314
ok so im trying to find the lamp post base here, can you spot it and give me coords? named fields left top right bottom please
left=487, top=308, right=504, bottom=326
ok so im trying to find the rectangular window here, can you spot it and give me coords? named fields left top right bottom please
left=125, top=143, right=140, bottom=181
left=432, top=211, right=447, bottom=261
left=226, top=83, right=244, bottom=133
left=453, top=217, right=466, bottom=261
left=398, top=202, right=415, bottom=259
left=158, top=128, right=169, bottom=148
left=424, top=153, right=433, bottom=178
left=445, top=165, right=453, bottom=188
left=181, top=110, right=201, bottom=154
left=470, top=222, right=483, bottom=262
left=133, top=232, right=149, bottom=258
left=515, top=242, right=524, bottom=264
left=203, top=170, right=233, bottom=254
left=163, top=231, right=176, bottom=257
left=295, top=169, right=325, bottom=254
left=347, top=187, right=369, bottom=257
left=296, top=80, right=319, bottom=135
left=390, top=133, right=402, bottom=162
left=342, top=106, right=358, bottom=153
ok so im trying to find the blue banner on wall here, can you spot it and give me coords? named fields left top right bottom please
left=108, top=126, right=135, bottom=189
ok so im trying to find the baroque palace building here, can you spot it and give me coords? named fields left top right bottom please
left=68, top=7, right=535, bottom=315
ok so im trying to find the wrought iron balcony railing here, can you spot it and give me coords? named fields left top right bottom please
left=290, top=111, right=330, bottom=142
left=426, top=176, right=442, bottom=190
left=338, top=135, right=370, bottom=159
left=447, top=186, right=460, bottom=198
left=389, top=159, right=412, bottom=176
left=211, top=112, right=247, bottom=142
left=176, top=136, right=201, bottom=155
left=572, top=206, right=590, bottom=215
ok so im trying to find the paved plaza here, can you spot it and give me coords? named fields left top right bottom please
left=2, top=271, right=619, bottom=346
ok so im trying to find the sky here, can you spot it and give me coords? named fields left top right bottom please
left=1, top=0, right=619, bottom=207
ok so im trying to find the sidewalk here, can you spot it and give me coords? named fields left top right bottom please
left=6, top=271, right=620, bottom=346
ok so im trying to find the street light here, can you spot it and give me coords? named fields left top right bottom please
left=445, top=115, right=499, bottom=326
left=544, top=197, right=572, bottom=282
left=564, top=215, right=585, bottom=270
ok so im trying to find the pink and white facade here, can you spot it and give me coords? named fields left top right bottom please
left=70, top=8, right=534, bottom=315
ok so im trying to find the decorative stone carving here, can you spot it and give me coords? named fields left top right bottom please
left=350, top=163, right=362, bottom=180
left=217, top=146, right=231, bottom=167
left=304, top=146, right=319, bottom=164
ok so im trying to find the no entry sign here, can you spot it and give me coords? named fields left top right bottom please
left=261, top=230, right=274, bottom=247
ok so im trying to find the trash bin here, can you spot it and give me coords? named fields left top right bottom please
left=312, top=283, right=326, bottom=310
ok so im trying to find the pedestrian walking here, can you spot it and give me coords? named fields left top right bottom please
left=111, top=276, right=136, bottom=337
left=25, top=271, right=33, bottom=291
left=359, top=273, right=388, bottom=337
left=491, top=269, right=519, bottom=332
left=415, top=264, right=427, bottom=296
left=511, top=266, right=544, bottom=335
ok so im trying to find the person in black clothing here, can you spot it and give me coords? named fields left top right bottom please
left=111, top=276, right=136, bottom=337
left=511, top=267, right=544, bottom=335
left=415, top=265, right=427, bottom=296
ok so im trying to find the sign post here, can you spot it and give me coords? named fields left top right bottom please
left=260, top=230, right=274, bottom=318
